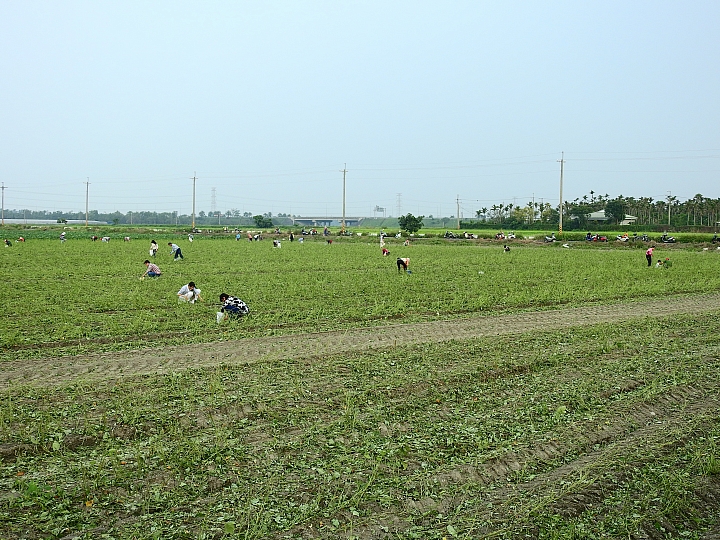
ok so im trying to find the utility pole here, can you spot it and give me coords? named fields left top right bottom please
left=396, top=193, right=402, bottom=217
left=557, top=152, right=565, bottom=233
left=85, top=178, right=90, bottom=226
left=667, top=191, right=672, bottom=226
left=456, top=195, right=460, bottom=229
left=1, top=182, right=5, bottom=226
left=340, top=164, right=347, bottom=233
left=532, top=193, right=536, bottom=223
left=191, top=172, right=197, bottom=230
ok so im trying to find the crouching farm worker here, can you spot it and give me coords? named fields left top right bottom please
left=216, top=293, right=250, bottom=322
left=177, top=282, right=203, bottom=303
left=141, top=260, right=162, bottom=278
left=397, top=257, right=410, bottom=273
left=169, top=242, right=184, bottom=260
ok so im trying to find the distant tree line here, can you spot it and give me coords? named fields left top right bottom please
left=4, top=193, right=720, bottom=229
left=465, top=192, right=720, bottom=230
left=0, top=209, right=291, bottom=227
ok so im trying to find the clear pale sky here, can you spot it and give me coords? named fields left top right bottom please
left=2, top=1, right=719, bottom=218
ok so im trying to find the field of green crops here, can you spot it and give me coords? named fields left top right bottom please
left=1, top=234, right=720, bottom=539
left=2, top=235, right=720, bottom=361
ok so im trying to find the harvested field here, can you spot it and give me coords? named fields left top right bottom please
left=2, top=293, right=720, bottom=539
left=2, top=240, right=720, bottom=538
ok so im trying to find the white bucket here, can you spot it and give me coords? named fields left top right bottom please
left=216, top=312, right=225, bottom=323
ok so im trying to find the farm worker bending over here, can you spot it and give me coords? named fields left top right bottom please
left=150, top=240, right=158, bottom=257
left=645, top=246, right=654, bottom=267
left=141, top=260, right=162, bottom=278
left=217, top=293, right=250, bottom=322
left=177, top=282, right=203, bottom=303
left=397, top=257, right=410, bottom=273
left=168, top=242, right=184, bottom=260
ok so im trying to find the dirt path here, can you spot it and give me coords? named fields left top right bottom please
left=3, top=292, right=720, bottom=388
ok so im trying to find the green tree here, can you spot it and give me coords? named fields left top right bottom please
left=604, top=198, right=626, bottom=224
left=253, top=215, right=274, bottom=228
left=398, top=213, right=424, bottom=234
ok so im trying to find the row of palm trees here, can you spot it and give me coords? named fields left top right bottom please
left=582, top=193, right=720, bottom=227
left=475, top=201, right=557, bottom=224
left=475, top=192, right=720, bottom=227
left=622, top=194, right=720, bottom=226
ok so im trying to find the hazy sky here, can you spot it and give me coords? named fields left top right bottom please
left=2, top=1, right=719, bottom=218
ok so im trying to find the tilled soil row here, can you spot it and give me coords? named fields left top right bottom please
left=3, top=292, right=720, bottom=388
left=332, top=384, right=720, bottom=540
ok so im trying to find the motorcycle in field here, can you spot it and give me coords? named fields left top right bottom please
left=660, top=233, right=676, bottom=243
left=544, top=233, right=556, bottom=243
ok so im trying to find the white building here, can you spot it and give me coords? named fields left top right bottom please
left=586, top=210, right=637, bottom=226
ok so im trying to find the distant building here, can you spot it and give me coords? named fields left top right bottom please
left=586, top=210, right=637, bottom=226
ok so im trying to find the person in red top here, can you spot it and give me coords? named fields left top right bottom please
left=141, top=260, right=162, bottom=278
left=645, top=246, right=655, bottom=267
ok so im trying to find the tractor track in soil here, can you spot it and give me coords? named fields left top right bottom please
left=2, top=291, right=719, bottom=388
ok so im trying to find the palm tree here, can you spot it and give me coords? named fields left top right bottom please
left=692, top=194, right=704, bottom=226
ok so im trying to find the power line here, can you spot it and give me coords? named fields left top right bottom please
left=340, top=164, right=347, bottom=233
left=191, top=172, right=197, bottom=230
left=85, top=178, right=90, bottom=226
left=1, top=183, right=5, bottom=226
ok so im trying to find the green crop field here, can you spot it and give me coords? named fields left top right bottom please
left=2, top=235, right=720, bottom=360
left=1, top=234, right=720, bottom=539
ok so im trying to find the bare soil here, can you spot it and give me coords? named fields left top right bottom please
left=3, top=291, right=719, bottom=388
